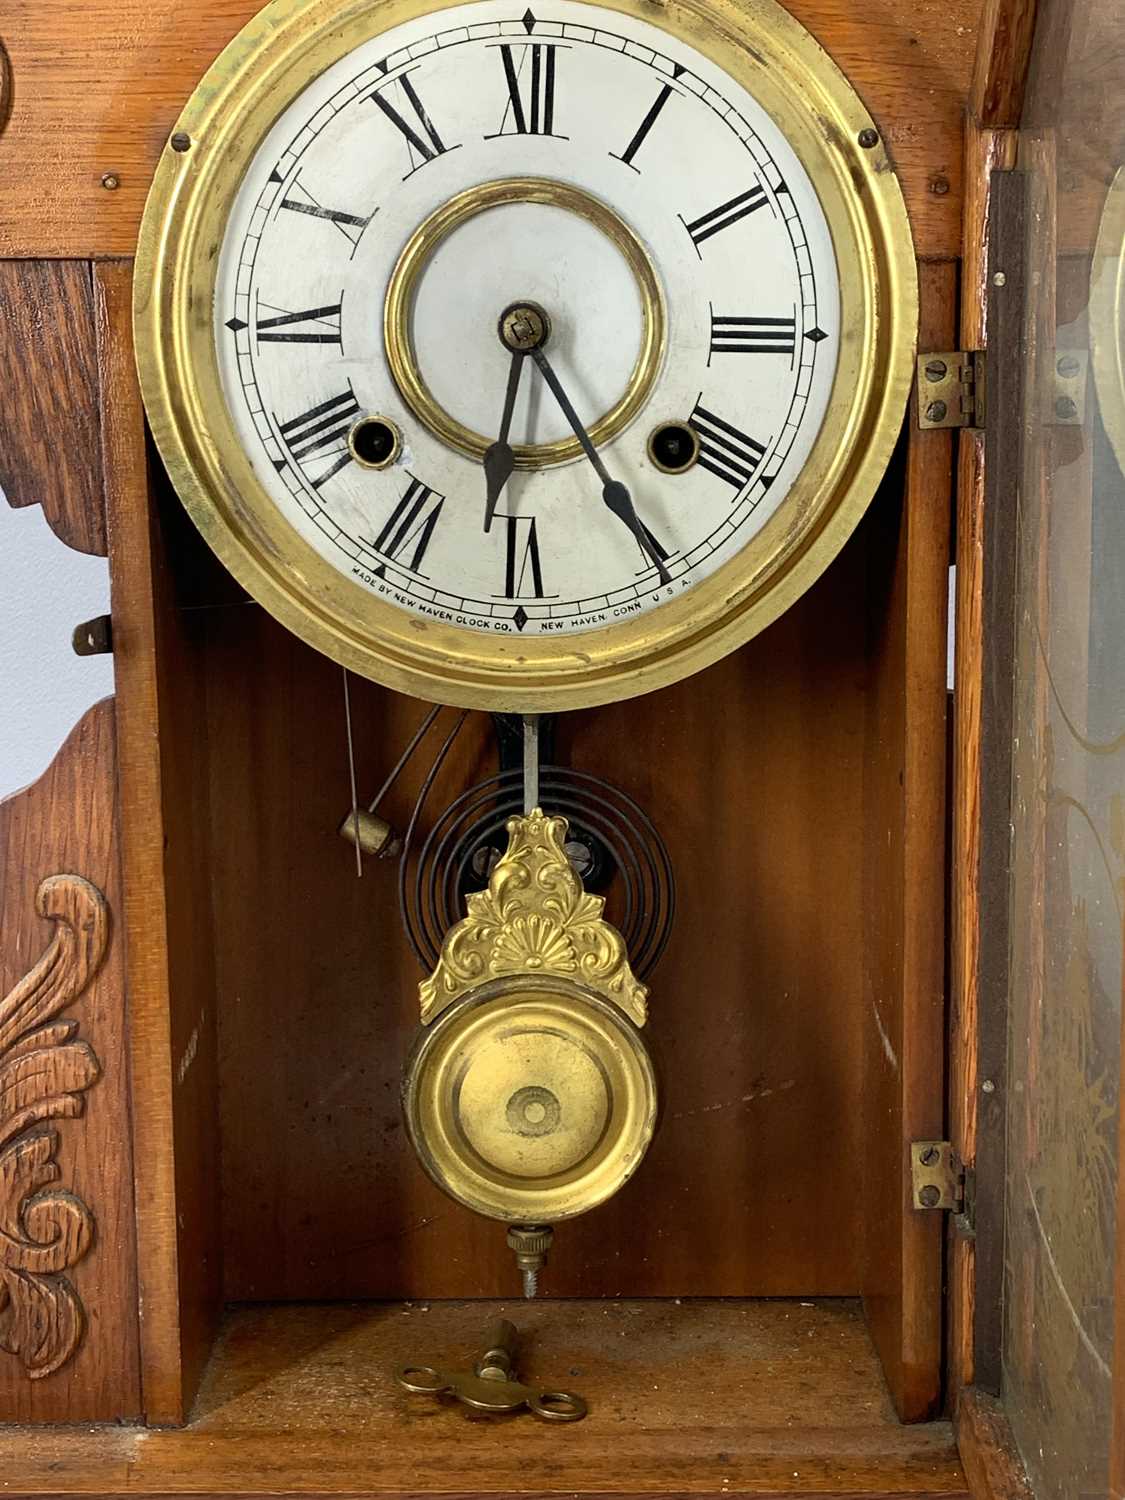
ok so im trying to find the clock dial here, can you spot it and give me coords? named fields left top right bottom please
left=137, top=0, right=915, bottom=707
left=213, top=2, right=838, bottom=638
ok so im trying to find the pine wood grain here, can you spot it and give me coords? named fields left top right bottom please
left=0, top=261, right=105, bottom=556
left=0, top=1299, right=970, bottom=1497
left=0, top=0, right=976, bottom=260
left=859, top=260, right=954, bottom=1424
left=96, top=259, right=222, bottom=1426
left=0, top=700, right=142, bottom=1421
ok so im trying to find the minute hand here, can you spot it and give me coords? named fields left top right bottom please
left=529, top=346, right=671, bottom=586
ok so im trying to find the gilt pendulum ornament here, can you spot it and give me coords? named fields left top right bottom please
left=402, top=806, right=656, bottom=1294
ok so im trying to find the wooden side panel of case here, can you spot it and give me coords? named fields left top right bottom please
left=0, top=0, right=975, bottom=259
left=96, top=259, right=223, bottom=1425
left=947, top=124, right=1018, bottom=1409
left=0, top=700, right=142, bottom=1422
left=860, top=259, right=955, bottom=1422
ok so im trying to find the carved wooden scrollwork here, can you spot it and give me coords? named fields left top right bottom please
left=0, top=874, right=106, bottom=1378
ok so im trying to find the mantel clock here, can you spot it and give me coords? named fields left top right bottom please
left=10, top=0, right=1114, bottom=1478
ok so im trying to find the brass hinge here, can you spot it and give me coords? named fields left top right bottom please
left=916, top=352, right=986, bottom=429
left=911, top=1141, right=965, bottom=1212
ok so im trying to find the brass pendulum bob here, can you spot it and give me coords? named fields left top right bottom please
left=402, top=806, right=657, bottom=1298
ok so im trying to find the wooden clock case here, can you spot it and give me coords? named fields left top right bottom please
left=0, top=0, right=1096, bottom=1495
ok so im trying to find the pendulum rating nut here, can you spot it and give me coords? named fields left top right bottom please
left=507, top=1224, right=554, bottom=1300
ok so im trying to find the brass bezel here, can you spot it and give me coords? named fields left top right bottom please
left=133, top=0, right=918, bottom=712
left=402, top=974, right=658, bottom=1224
left=384, top=176, right=666, bottom=467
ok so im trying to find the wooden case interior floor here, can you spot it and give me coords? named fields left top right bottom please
left=0, top=1300, right=968, bottom=1497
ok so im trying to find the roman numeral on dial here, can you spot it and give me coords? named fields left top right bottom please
left=277, top=387, right=359, bottom=489
left=683, top=186, right=767, bottom=248
left=489, top=44, right=561, bottom=136
left=612, top=82, right=675, bottom=169
left=371, top=478, right=445, bottom=574
left=710, top=314, right=796, bottom=357
left=257, top=300, right=343, bottom=346
left=689, top=403, right=767, bottom=491
left=370, top=71, right=453, bottom=172
left=501, top=515, right=545, bottom=598
left=279, top=179, right=375, bottom=248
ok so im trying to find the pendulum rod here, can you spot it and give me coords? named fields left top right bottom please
left=522, top=714, right=540, bottom=815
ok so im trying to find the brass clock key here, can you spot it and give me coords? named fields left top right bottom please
left=396, top=1320, right=587, bottom=1422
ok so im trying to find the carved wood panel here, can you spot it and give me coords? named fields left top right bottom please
left=0, top=700, right=141, bottom=1422
left=0, top=873, right=106, bottom=1378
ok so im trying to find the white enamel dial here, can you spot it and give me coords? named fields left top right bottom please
left=213, top=0, right=840, bottom=638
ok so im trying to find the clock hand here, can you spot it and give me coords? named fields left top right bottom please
left=482, top=349, right=526, bottom=534
left=528, top=345, right=671, bottom=586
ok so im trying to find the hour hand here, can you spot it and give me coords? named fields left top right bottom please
left=482, top=349, right=526, bottom=533
left=483, top=440, right=515, bottom=534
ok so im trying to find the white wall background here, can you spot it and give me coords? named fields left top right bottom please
left=0, top=494, right=115, bottom=802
